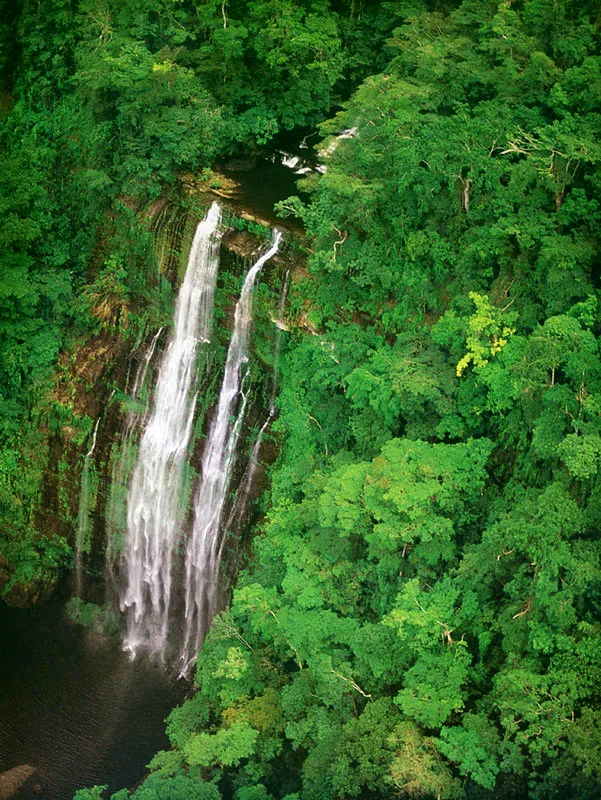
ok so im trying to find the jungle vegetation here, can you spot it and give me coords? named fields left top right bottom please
left=1, top=1, right=601, bottom=798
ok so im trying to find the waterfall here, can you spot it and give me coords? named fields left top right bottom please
left=225, top=270, right=290, bottom=536
left=74, top=418, right=101, bottom=597
left=121, top=202, right=223, bottom=659
left=179, top=230, right=282, bottom=675
left=105, top=326, right=164, bottom=597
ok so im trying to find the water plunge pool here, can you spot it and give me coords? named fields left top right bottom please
left=0, top=598, right=184, bottom=800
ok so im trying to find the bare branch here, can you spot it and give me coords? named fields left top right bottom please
left=512, top=598, right=532, bottom=619
left=330, top=668, right=373, bottom=701
left=332, top=224, right=348, bottom=257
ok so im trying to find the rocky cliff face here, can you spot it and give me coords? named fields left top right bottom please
left=0, top=187, right=303, bottom=610
left=0, top=764, right=39, bottom=800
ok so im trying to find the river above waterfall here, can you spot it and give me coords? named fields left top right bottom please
left=0, top=598, right=184, bottom=800
left=220, top=132, right=317, bottom=231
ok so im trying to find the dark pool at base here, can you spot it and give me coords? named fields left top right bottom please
left=0, top=599, right=185, bottom=800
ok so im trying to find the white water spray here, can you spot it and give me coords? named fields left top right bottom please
left=225, top=270, right=290, bottom=537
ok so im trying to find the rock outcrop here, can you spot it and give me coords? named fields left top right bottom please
left=0, top=764, right=40, bottom=800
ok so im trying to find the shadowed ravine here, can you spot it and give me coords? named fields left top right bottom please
left=0, top=166, right=293, bottom=800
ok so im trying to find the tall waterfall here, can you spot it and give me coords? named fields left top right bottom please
left=179, top=231, right=282, bottom=675
left=121, top=202, right=223, bottom=659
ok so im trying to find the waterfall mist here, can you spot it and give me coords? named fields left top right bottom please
left=105, top=326, right=164, bottom=598
left=224, top=269, right=290, bottom=538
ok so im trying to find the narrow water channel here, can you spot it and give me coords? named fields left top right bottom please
left=0, top=599, right=184, bottom=800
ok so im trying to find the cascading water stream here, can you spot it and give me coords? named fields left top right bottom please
left=105, top=326, right=164, bottom=596
left=179, top=230, right=282, bottom=675
left=125, top=327, right=165, bottom=437
left=225, top=270, right=290, bottom=536
left=121, top=202, right=223, bottom=660
left=74, top=418, right=101, bottom=597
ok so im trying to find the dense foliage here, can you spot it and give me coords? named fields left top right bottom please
left=0, top=0, right=394, bottom=594
left=2, top=0, right=601, bottom=798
